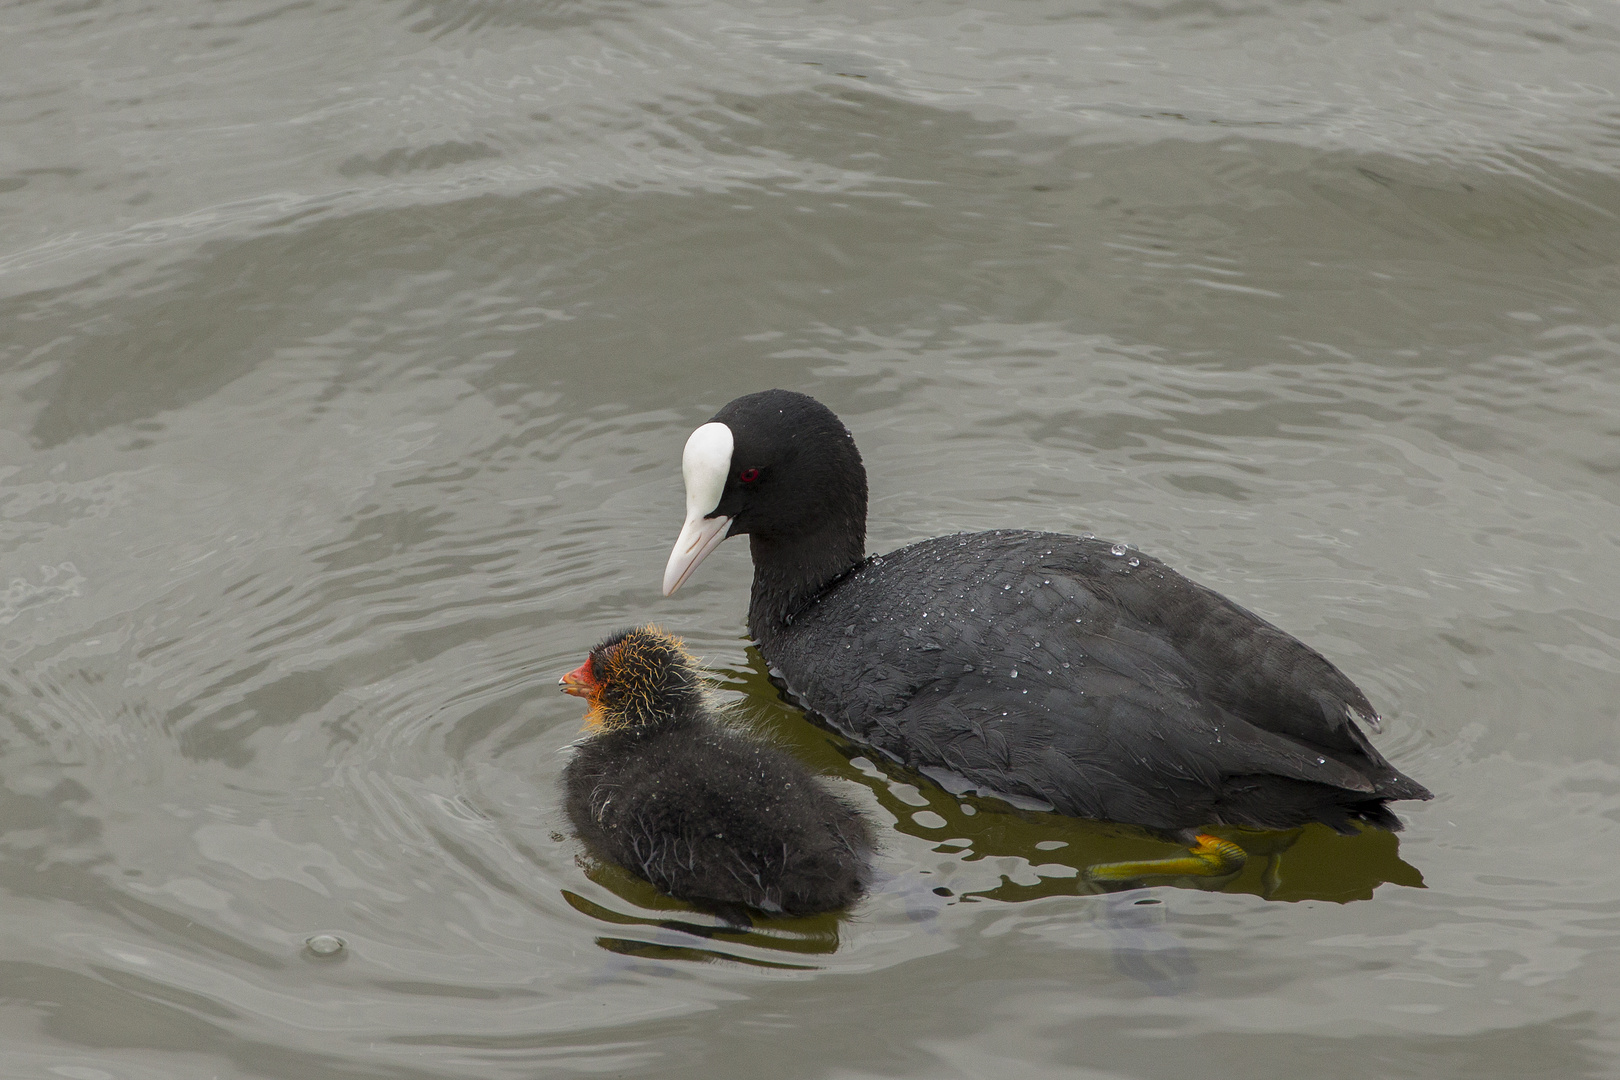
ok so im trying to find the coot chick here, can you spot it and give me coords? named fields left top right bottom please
left=559, top=626, right=873, bottom=920
left=661, top=390, right=1431, bottom=878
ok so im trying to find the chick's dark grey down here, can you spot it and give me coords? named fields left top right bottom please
left=565, top=721, right=872, bottom=916
left=561, top=629, right=872, bottom=919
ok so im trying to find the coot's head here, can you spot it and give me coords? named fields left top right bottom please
left=662, top=389, right=868, bottom=596
left=559, top=626, right=703, bottom=730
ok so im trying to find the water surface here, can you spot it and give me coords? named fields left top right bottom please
left=3, top=0, right=1619, bottom=1077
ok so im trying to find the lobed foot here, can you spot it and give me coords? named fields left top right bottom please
left=1084, top=834, right=1248, bottom=884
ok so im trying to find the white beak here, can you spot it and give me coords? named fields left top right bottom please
left=662, top=511, right=733, bottom=596
left=661, top=421, right=735, bottom=596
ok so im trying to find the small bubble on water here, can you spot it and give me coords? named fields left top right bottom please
left=304, top=934, right=346, bottom=958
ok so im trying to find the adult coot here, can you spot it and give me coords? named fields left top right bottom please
left=661, top=389, right=1430, bottom=878
left=560, top=625, right=874, bottom=921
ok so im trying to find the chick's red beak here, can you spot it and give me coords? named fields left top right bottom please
left=559, top=658, right=596, bottom=698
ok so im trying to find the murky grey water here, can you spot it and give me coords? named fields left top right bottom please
left=3, top=0, right=1619, bottom=1076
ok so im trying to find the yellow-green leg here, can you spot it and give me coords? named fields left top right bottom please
left=1084, top=834, right=1248, bottom=884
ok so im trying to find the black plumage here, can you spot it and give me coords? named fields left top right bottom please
left=560, top=627, right=873, bottom=919
left=664, top=390, right=1432, bottom=843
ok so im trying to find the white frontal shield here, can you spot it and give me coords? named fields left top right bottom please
left=662, top=422, right=735, bottom=596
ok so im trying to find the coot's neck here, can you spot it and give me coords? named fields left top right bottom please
left=747, top=524, right=865, bottom=645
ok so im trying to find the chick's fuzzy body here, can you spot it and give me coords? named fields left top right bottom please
left=563, top=714, right=872, bottom=917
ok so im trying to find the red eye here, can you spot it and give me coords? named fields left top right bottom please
left=738, top=467, right=760, bottom=484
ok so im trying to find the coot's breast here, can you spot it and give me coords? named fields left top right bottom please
left=762, top=530, right=1406, bottom=834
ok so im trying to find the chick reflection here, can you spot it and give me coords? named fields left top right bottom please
left=560, top=864, right=845, bottom=965
left=721, top=646, right=1425, bottom=905
left=558, top=627, right=875, bottom=937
